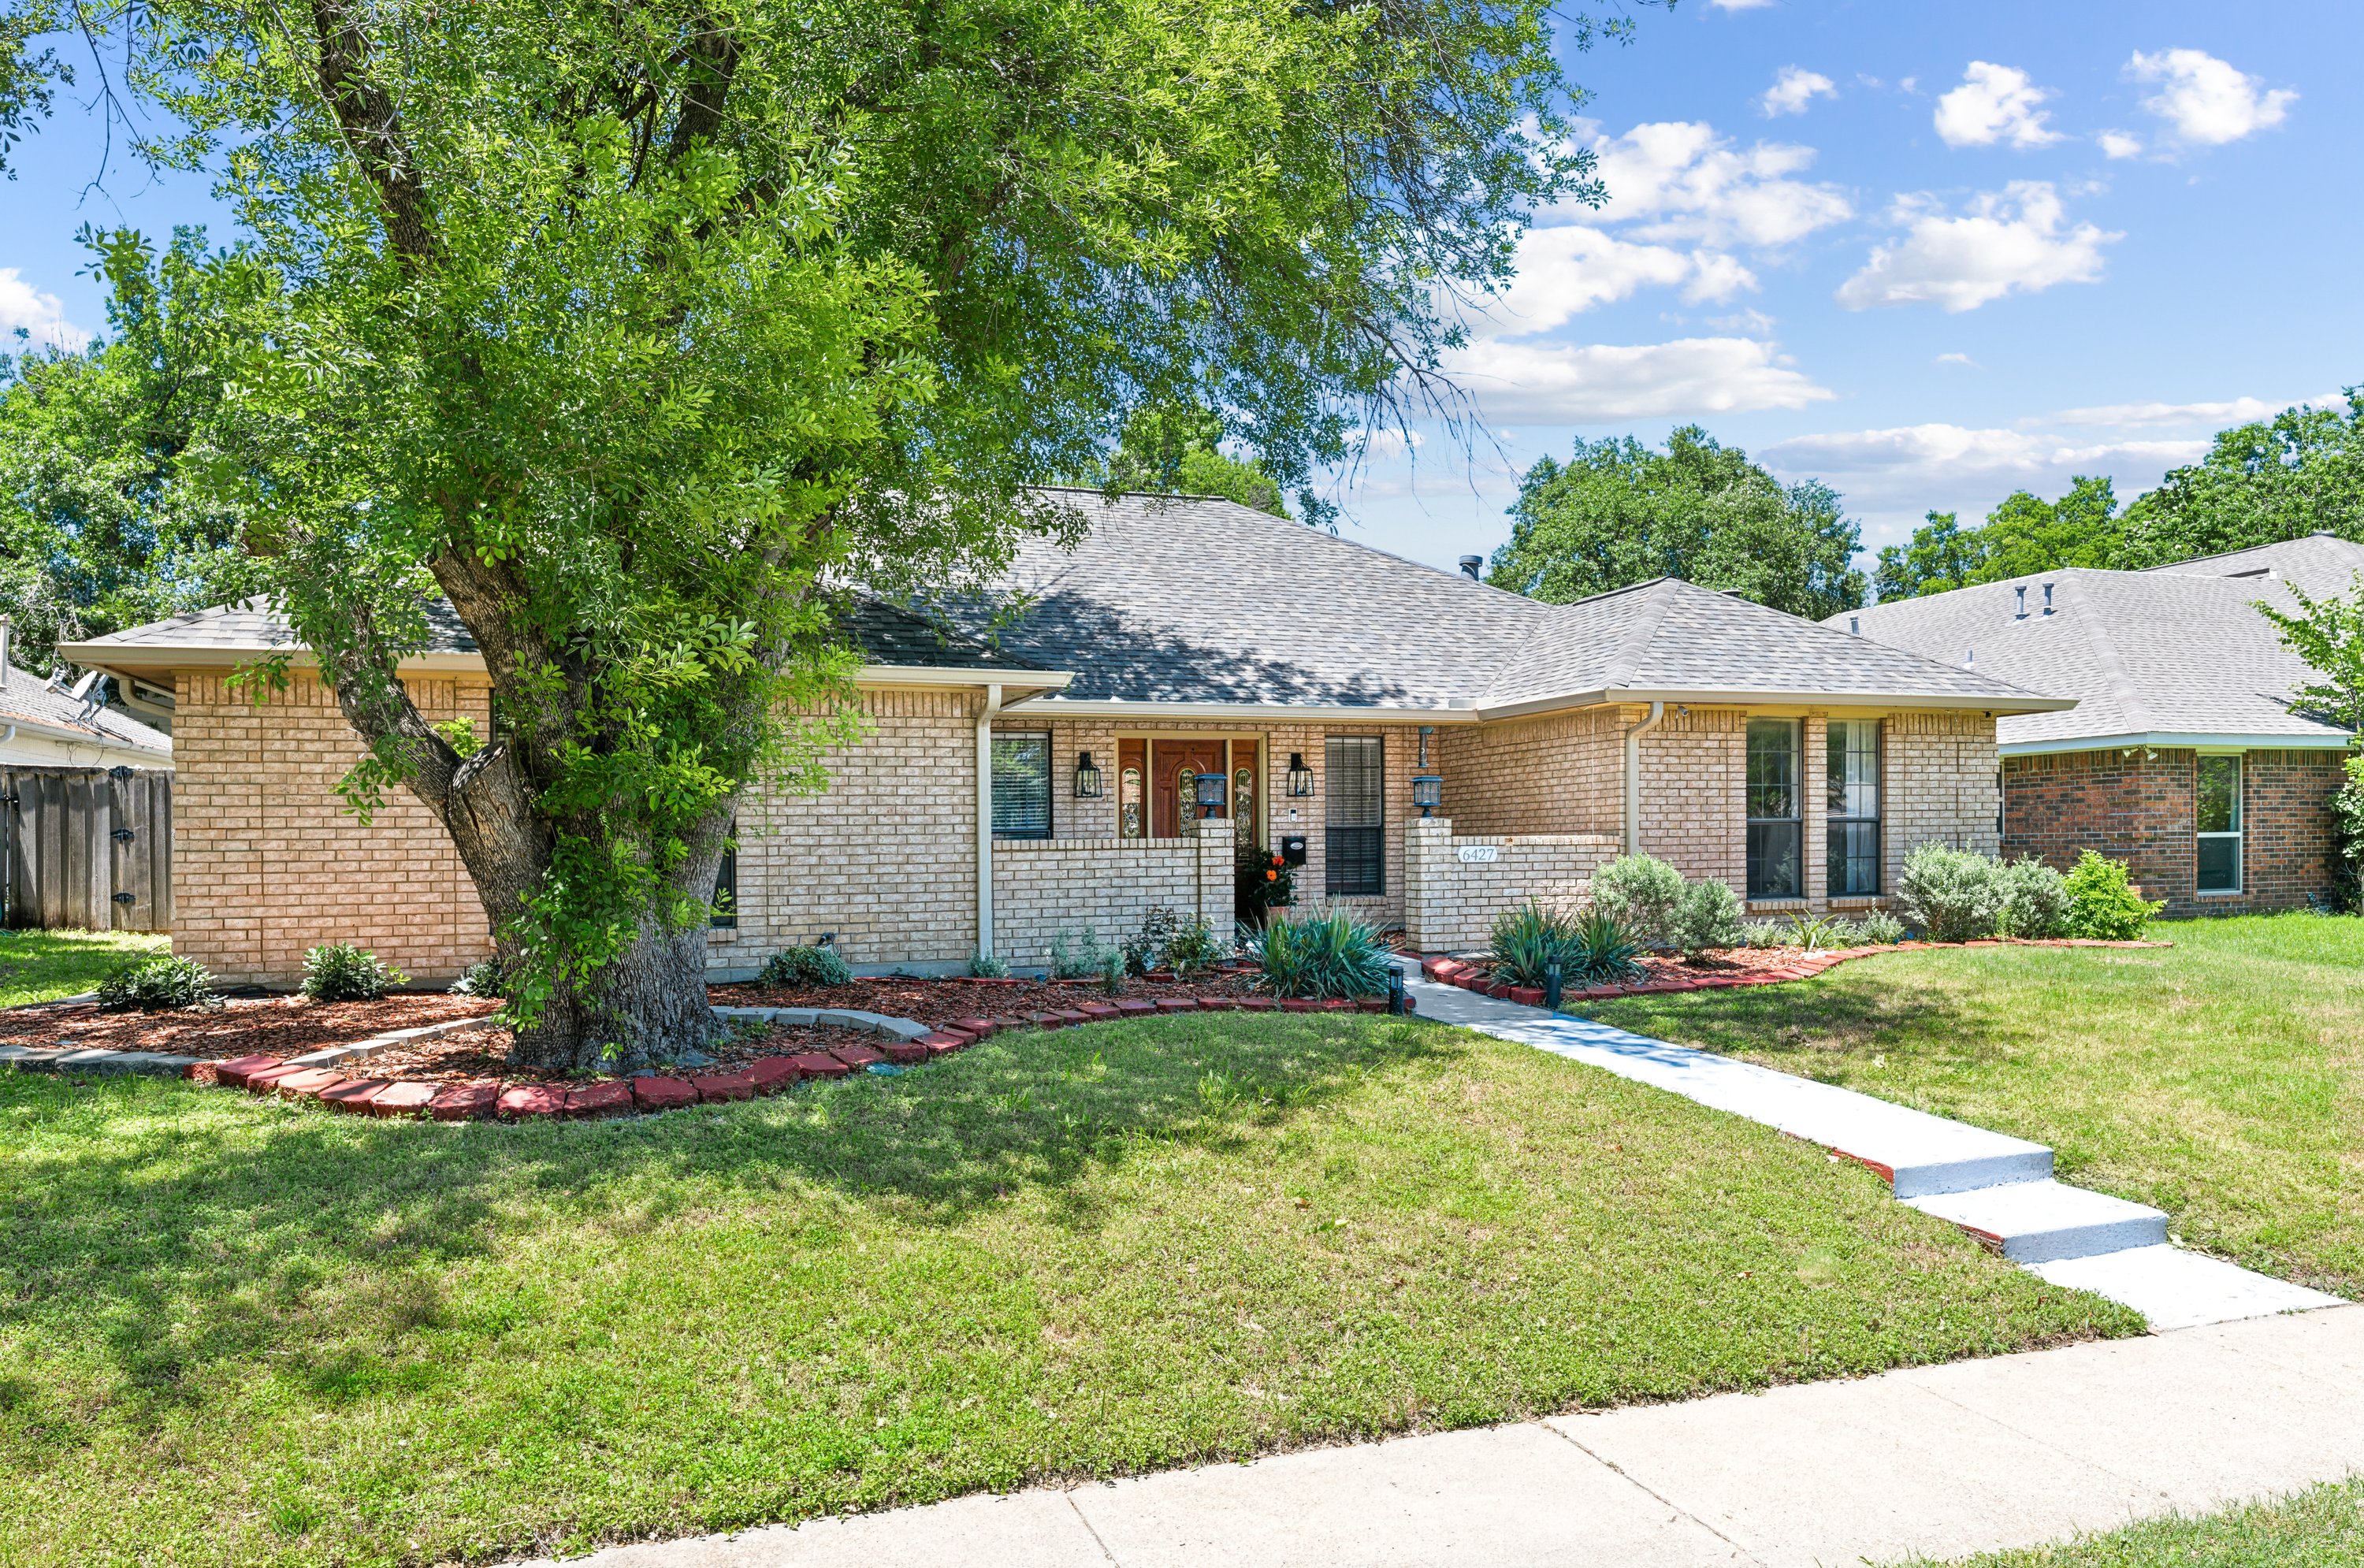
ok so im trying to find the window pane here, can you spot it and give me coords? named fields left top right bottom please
left=1746, top=719, right=1797, bottom=822
left=1326, top=737, right=1384, bottom=895
left=2197, top=835, right=2240, bottom=892
left=991, top=734, right=1052, bottom=838
left=2196, top=756, right=2240, bottom=835
left=1748, top=820, right=1801, bottom=900
left=712, top=823, right=738, bottom=929
left=1827, top=819, right=1880, bottom=897
left=1827, top=719, right=1879, bottom=819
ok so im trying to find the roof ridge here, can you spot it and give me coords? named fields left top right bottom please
left=1600, top=579, right=1682, bottom=690
left=2063, top=575, right=2150, bottom=735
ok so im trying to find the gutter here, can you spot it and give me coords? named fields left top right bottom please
left=1623, top=700, right=1667, bottom=856
left=1999, top=730, right=2355, bottom=757
left=976, top=683, right=1003, bottom=963
left=1476, top=686, right=2077, bottom=724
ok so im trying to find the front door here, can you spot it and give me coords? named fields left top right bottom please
left=1150, top=740, right=1228, bottom=838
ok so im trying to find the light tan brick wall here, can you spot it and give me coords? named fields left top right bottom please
left=1436, top=706, right=1624, bottom=836
left=1883, top=710, right=2003, bottom=889
left=173, top=671, right=493, bottom=987
left=1401, top=818, right=1620, bottom=953
left=1636, top=706, right=1749, bottom=890
left=992, top=819, right=1233, bottom=970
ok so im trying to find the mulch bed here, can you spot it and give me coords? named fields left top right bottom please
left=0, top=994, right=497, bottom=1055
left=708, top=968, right=1268, bottom=1028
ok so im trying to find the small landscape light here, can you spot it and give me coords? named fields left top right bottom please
left=1412, top=775, right=1443, bottom=818
left=1072, top=750, right=1104, bottom=798
left=1544, top=957, right=1563, bottom=1013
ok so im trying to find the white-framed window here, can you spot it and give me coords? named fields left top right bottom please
left=2196, top=752, right=2242, bottom=894
left=1827, top=719, right=1881, bottom=897
left=1745, top=718, right=1801, bottom=899
left=991, top=734, right=1053, bottom=839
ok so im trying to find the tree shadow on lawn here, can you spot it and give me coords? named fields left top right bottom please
left=1, top=1013, right=1455, bottom=1410
left=1589, top=964, right=2029, bottom=1080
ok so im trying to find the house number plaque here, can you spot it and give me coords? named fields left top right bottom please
left=1455, top=845, right=1499, bottom=864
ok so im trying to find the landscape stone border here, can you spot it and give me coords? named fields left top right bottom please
left=1, top=994, right=1401, bottom=1122
left=1419, top=934, right=2171, bottom=1005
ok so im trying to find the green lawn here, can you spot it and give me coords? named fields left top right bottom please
left=0, top=1013, right=2132, bottom=1566
left=0, top=927, right=167, bottom=1007
left=1591, top=913, right=2364, bottom=1299
left=1908, top=1477, right=2364, bottom=1566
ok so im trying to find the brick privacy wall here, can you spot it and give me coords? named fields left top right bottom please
left=993, top=819, right=1233, bottom=969
left=1401, top=819, right=1620, bottom=952
left=738, top=687, right=981, bottom=965
left=2002, top=746, right=2340, bottom=916
left=173, top=671, right=493, bottom=986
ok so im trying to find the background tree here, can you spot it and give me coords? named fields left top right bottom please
left=1489, top=425, right=1867, bottom=620
left=0, top=226, right=265, bottom=672
left=2257, top=576, right=2364, bottom=908
left=1874, top=477, right=2125, bottom=600
left=1871, top=511, right=1983, bottom=601
left=3, top=0, right=1611, bottom=1068
left=2119, top=394, right=2364, bottom=563
left=1103, top=401, right=1288, bottom=519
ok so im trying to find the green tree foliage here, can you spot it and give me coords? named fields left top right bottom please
left=0, top=227, right=266, bottom=671
left=2258, top=576, right=2364, bottom=907
left=1490, top=425, right=1868, bottom=620
left=1873, top=477, right=2125, bottom=601
left=1105, top=401, right=1288, bottom=519
left=2, top=0, right=1608, bottom=1067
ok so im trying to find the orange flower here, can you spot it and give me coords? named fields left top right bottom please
left=1266, top=869, right=1277, bottom=881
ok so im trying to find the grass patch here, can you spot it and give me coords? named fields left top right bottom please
left=0, top=1014, right=2132, bottom=1565
left=1590, top=912, right=2364, bottom=1299
left=0, top=927, right=169, bottom=1008
left=1907, top=1476, right=2364, bottom=1566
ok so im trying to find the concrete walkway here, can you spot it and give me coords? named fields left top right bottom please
left=523, top=1306, right=2364, bottom=1568
left=1400, top=964, right=2344, bottom=1330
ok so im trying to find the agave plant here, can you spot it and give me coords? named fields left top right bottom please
left=1246, top=904, right=1393, bottom=1000
left=1567, top=908, right=1645, bottom=985
left=1487, top=898, right=1578, bottom=987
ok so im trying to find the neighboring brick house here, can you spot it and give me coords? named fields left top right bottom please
left=1838, top=534, right=2363, bottom=916
left=63, top=492, right=2067, bottom=984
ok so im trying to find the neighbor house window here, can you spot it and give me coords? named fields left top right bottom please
left=1827, top=720, right=1881, bottom=897
left=1325, top=735, right=1384, bottom=896
left=2196, top=753, right=2242, bottom=893
left=991, top=734, right=1052, bottom=839
left=1746, top=719, right=1801, bottom=900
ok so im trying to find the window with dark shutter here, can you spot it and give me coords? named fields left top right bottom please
left=991, top=734, right=1053, bottom=839
left=1325, top=735, right=1384, bottom=896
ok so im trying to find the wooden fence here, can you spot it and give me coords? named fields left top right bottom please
left=0, top=766, right=173, bottom=932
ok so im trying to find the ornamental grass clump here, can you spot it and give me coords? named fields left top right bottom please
left=95, top=954, right=217, bottom=1013
left=1247, top=905, right=1392, bottom=999
left=757, top=943, right=853, bottom=989
left=2065, top=849, right=2166, bottom=940
left=301, top=943, right=407, bottom=1002
left=1484, top=901, right=1644, bottom=988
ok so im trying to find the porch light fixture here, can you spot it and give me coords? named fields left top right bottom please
left=1286, top=752, right=1314, bottom=797
left=1072, top=751, right=1104, bottom=799
left=1412, top=775, right=1443, bottom=818
left=1195, top=771, right=1228, bottom=819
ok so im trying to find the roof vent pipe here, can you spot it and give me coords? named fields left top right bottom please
left=2014, top=585, right=2028, bottom=619
left=1458, top=555, right=1482, bottom=581
left=1848, top=615, right=1860, bottom=636
left=2042, top=583, right=2054, bottom=615
left=1964, top=649, right=1975, bottom=667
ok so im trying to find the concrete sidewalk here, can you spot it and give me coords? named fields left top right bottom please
left=523, top=1305, right=2364, bottom=1568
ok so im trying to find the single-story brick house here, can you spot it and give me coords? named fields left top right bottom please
left=1837, top=533, right=2363, bottom=916
left=62, top=492, right=2068, bottom=985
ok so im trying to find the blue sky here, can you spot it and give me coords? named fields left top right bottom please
left=2, top=1, right=2351, bottom=575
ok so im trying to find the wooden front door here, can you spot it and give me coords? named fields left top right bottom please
left=1150, top=740, right=1228, bottom=839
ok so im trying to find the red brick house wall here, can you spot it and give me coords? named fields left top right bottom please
left=2002, top=746, right=2342, bottom=916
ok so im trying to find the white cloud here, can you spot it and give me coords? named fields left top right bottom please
left=2128, top=49, right=2295, bottom=146
left=1835, top=182, right=2117, bottom=313
left=1466, top=226, right=1755, bottom=340
left=1935, top=352, right=1979, bottom=367
left=1763, top=67, right=1838, bottom=117
left=2052, top=394, right=2338, bottom=429
left=0, top=270, right=91, bottom=352
left=1762, top=424, right=2206, bottom=544
left=2098, top=130, right=2144, bottom=159
left=1592, top=121, right=1853, bottom=247
left=1708, top=0, right=1775, bottom=9
left=1444, top=336, right=1833, bottom=425
left=1933, top=62, right=2062, bottom=149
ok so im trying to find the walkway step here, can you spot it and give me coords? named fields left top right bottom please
left=2028, top=1244, right=2347, bottom=1332
left=1905, top=1180, right=2169, bottom=1264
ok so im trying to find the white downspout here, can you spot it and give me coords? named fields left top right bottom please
left=976, top=683, right=1004, bottom=961
left=1623, top=700, right=1667, bottom=856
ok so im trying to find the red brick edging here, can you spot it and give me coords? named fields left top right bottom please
left=190, top=992, right=1407, bottom=1124
left=1418, top=935, right=2169, bottom=1002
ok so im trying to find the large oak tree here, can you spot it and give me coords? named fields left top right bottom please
left=5, top=0, right=1614, bottom=1068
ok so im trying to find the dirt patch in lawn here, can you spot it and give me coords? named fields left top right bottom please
left=0, top=994, right=499, bottom=1056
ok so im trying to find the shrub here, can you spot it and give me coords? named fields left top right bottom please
left=1855, top=908, right=1906, bottom=945
left=1994, top=856, right=2072, bottom=938
left=1739, top=919, right=1787, bottom=949
left=2331, top=753, right=2364, bottom=911
left=1565, top=908, right=1645, bottom=985
left=758, top=943, right=854, bottom=988
left=1236, top=842, right=1295, bottom=921
left=95, top=954, right=217, bottom=1012
left=1486, top=899, right=1578, bottom=988
left=1667, top=877, right=1745, bottom=959
left=451, top=958, right=507, bottom=998
left=1586, top=854, right=1687, bottom=948
left=1047, top=927, right=1117, bottom=980
left=1124, top=906, right=1225, bottom=975
left=302, top=942, right=407, bottom=1002
left=967, top=950, right=1010, bottom=979
left=1783, top=911, right=1851, bottom=953
left=1247, top=904, right=1392, bottom=999
left=2064, top=850, right=2165, bottom=940
left=1101, top=946, right=1126, bottom=994
left=1895, top=843, right=2005, bottom=942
